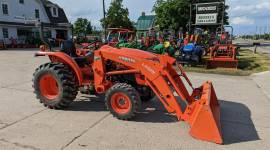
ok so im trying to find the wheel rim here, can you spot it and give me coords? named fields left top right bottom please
left=111, top=92, right=131, bottom=114
left=39, top=74, right=59, bottom=100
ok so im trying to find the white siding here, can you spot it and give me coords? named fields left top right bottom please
left=0, top=26, right=17, bottom=44
left=0, top=0, right=70, bottom=41
left=0, top=0, right=50, bottom=23
left=67, top=29, right=72, bottom=39
left=51, top=29, right=56, bottom=39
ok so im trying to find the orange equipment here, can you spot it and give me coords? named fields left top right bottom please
left=33, top=44, right=222, bottom=144
left=107, top=28, right=134, bottom=46
left=206, top=44, right=238, bottom=69
left=206, top=25, right=238, bottom=69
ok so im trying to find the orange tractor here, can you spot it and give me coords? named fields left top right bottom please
left=107, top=28, right=135, bottom=46
left=206, top=26, right=238, bottom=69
left=33, top=41, right=223, bottom=144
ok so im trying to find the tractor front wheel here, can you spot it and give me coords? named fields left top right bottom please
left=33, top=63, right=78, bottom=109
left=105, top=83, right=141, bottom=120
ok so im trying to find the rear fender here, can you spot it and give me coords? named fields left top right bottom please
left=35, top=51, right=83, bottom=85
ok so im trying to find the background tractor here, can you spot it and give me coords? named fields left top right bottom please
left=106, top=28, right=135, bottom=46
left=151, top=41, right=176, bottom=57
left=179, top=33, right=204, bottom=64
left=206, top=26, right=238, bottom=69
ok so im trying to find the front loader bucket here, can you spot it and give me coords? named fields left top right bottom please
left=188, top=82, right=223, bottom=144
left=142, top=57, right=222, bottom=144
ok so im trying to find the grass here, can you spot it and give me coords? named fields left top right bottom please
left=184, top=49, right=270, bottom=76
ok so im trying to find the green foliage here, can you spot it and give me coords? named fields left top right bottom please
left=153, top=0, right=229, bottom=31
left=74, top=18, right=93, bottom=37
left=101, top=0, right=134, bottom=30
left=241, top=34, right=270, bottom=40
left=184, top=49, right=270, bottom=76
left=153, top=0, right=189, bottom=31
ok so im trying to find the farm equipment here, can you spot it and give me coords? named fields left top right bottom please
left=206, top=44, right=238, bottom=69
left=33, top=43, right=222, bottom=144
left=107, top=28, right=134, bottom=46
left=206, top=26, right=238, bottom=69
left=33, top=22, right=222, bottom=144
left=179, top=34, right=204, bottom=63
left=146, top=29, right=177, bottom=56
left=151, top=41, right=176, bottom=57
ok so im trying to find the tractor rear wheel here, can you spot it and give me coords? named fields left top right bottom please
left=105, top=83, right=141, bottom=120
left=33, top=63, right=78, bottom=109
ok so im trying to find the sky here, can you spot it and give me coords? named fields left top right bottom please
left=52, top=0, right=270, bottom=35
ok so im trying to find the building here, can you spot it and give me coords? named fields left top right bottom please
left=135, top=12, right=156, bottom=37
left=0, top=0, right=71, bottom=46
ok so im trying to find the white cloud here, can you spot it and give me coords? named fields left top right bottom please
left=229, top=1, right=270, bottom=16
left=50, top=0, right=269, bottom=34
left=230, top=16, right=255, bottom=25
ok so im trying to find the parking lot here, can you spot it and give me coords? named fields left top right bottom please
left=0, top=49, right=270, bottom=150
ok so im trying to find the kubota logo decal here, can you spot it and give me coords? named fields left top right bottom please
left=119, top=56, right=135, bottom=63
left=142, top=63, right=155, bottom=74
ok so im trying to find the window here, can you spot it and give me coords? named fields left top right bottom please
left=51, top=7, right=58, bottom=17
left=35, top=9, right=40, bottom=19
left=44, top=31, right=52, bottom=39
left=2, top=4, right=8, bottom=15
left=19, top=0, right=24, bottom=4
left=53, top=8, right=57, bottom=15
left=2, top=28, right=8, bottom=38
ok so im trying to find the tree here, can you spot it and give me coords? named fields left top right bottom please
left=153, top=0, right=190, bottom=31
left=153, top=0, right=229, bottom=32
left=100, top=0, right=134, bottom=30
left=73, top=18, right=93, bottom=37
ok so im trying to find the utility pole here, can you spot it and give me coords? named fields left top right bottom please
left=220, top=0, right=225, bottom=35
left=255, top=26, right=258, bottom=40
left=259, top=26, right=262, bottom=39
left=102, top=0, right=107, bottom=40
left=189, top=2, right=192, bottom=34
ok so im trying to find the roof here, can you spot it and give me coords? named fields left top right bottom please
left=135, top=15, right=156, bottom=31
left=0, top=21, right=68, bottom=29
left=107, top=28, right=134, bottom=33
left=40, top=0, right=69, bottom=24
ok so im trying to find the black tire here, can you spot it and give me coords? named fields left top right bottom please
left=33, top=63, right=78, bottom=109
left=105, top=83, right=141, bottom=120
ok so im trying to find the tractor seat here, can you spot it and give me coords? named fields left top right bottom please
left=60, top=40, right=92, bottom=67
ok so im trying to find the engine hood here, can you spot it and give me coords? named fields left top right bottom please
left=100, top=45, right=158, bottom=60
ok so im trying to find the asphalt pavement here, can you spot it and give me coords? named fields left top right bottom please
left=0, top=49, right=270, bottom=150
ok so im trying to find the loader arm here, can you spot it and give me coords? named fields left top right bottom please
left=93, top=46, right=193, bottom=115
left=93, top=46, right=223, bottom=144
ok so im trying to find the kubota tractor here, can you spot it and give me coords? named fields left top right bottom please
left=107, top=28, right=135, bottom=47
left=206, top=26, right=238, bottom=69
left=180, top=28, right=204, bottom=64
left=33, top=41, right=223, bottom=144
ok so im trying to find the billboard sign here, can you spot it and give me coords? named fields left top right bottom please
left=196, top=3, right=219, bottom=25
left=196, top=13, right=218, bottom=24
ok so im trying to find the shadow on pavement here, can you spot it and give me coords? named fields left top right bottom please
left=63, top=95, right=260, bottom=144
left=220, top=100, right=260, bottom=145
left=64, top=95, right=107, bottom=112
left=65, top=95, right=177, bottom=123
left=133, top=99, right=178, bottom=123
